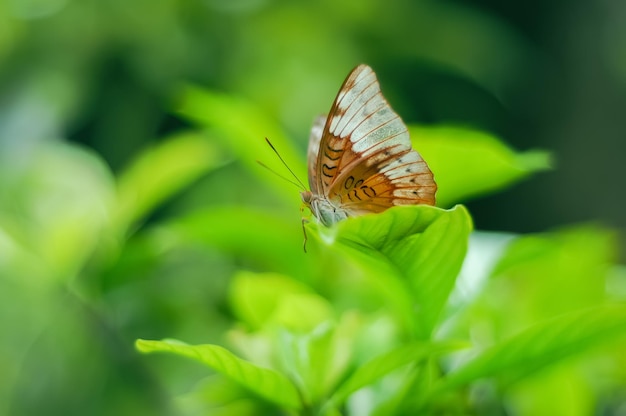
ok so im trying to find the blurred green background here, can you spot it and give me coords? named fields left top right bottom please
left=1, top=0, right=625, bottom=414
left=3, top=0, right=624, bottom=233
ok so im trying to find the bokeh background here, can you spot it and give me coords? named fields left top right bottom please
left=3, top=0, right=624, bottom=234
left=1, top=0, right=625, bottom=414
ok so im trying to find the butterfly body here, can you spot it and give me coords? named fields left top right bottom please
left=303, top=64, right=436, bottom=226
left=301, top=191, right=349, bottom=226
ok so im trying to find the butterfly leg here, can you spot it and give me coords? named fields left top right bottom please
left=301, top=218, right=309, bottom=253
left=300, top=204, right=310, bottom=253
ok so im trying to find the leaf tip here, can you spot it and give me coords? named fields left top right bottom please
left=135, top=339, right=153, bottom=353
left=516, top=149, right=554, bottom=172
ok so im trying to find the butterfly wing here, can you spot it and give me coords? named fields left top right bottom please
left=313, top=64, right=436, bottom=216
left=331, top=146, right=436, bottom=215
left=307, top=114, right=327, bottom=196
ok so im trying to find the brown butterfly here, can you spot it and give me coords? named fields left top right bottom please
left=300, top=64, right=436, bottom=226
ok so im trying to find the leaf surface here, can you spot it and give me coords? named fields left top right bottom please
left=136, top=339, right=301, bottom=409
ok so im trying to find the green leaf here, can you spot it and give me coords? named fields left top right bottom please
left=401, top=205, right=473, bottom=337
left=488, top=225, right=615, bottom=330
left=136, top=339, right=301, bottom=410
left=0, top=142, right=115, bottom=282
left=229, top=271, right=315, bottom=330
left=229, top=271, right=334, bottom=333
left=175, top=376, right=278, bottom=415
left=338, top=206, right=472, bottom=339
left=330, top=341, right=467, bottom=407
left=176, top=85, right=306, bottom=203
left=506, top=365, right=594, bottom=416
left=433, top=304, right=626, bottom=395
left=450, top=225, right=619, bottom=351
left=115, top=132, right=224, bottom=234
left=272, top=293, right=335, bottom=333
left=331, top=204, right=443, bottom=249
left=274, top=312, right=362, bottom=405
left=308, top=205, right=472, bottom=338
left=157, top=206, right=312, bottom=279
left=411, top=125, right=551, bottom=207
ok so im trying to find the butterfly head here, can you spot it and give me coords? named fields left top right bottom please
left=300, top=190, right=313, bottom=206
left=301, top=191, right=349, bottom=226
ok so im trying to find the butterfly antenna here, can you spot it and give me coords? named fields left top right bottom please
left=256, top=160, right=305, bottom=189
left=262, top=137, right=308, bottom=190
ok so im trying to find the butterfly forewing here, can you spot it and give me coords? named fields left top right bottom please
left=307, top=114, right=326, bottom=196
left=305, top=64, right=436, bottom=225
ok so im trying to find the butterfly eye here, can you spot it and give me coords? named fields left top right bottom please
left=300, top=191, right=313, bottom=203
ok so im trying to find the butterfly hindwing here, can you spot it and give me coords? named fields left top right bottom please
left=331, top=147, right=436, bottom=215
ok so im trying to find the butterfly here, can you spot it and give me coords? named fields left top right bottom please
left=300, top=64, right=436, bottom=226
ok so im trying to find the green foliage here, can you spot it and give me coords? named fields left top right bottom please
left=136, top=339, right=301, bottom=410
left=2, top=1, right=624, bottom=415
left=329, top=340, right=467, bottom=407
left=115, top=131, right=225, bottom=235
left=125, top=87, right=623, bottom=414
left=177, top=86, right=305, bottom=203
left=305, top=205, right=472, bottom=339
left=438, top=305, right=626, bottom=393
left=2, top=73, right=624, bottom=414
left=412, top=125, right=552, bottom=207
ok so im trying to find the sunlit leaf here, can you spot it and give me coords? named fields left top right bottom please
left=411, top=125, right=551, bottom=207
left=306, top=205, right=472, bottom=338
left=0, top=143, right=115, bottom=282
left=136, top=339, right=301, bottom=410
left=115, top=132, right=224, bottom=234
left=272, top=293, right=335, bottom=333
left=176, top=86, right=306, bottom=203
left=229, top=271, right=315, bottom=330
left=339, top=205, right=472, bottom=338
left=175, top=375, right=279, bottom=415
left=229, top=271, right=334, bottom=333
left=156, top=206, right=311, bottom=279
left=278, top=312, right=363, bottom=405
left=457, top=225, right=618, bottom=345
left=433, top=304, right=626, bottom=396
left=506, top=364, right=593, bottom=416
left=401, top=206, right=472, bottom=337
left=330, top=341, right=467, bottom=407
